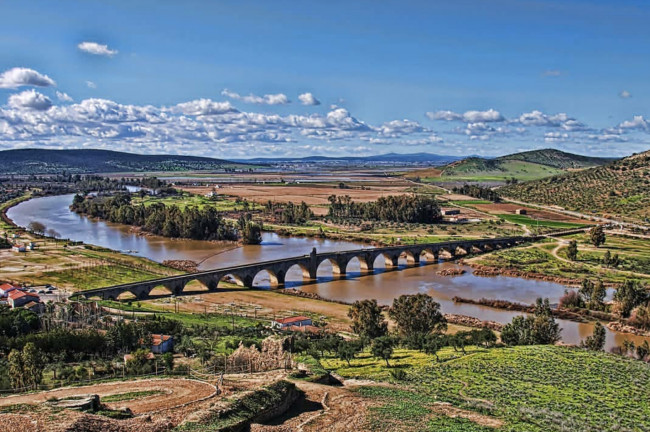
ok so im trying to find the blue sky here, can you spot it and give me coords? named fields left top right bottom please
left=1, top=0, right=649, bottom=158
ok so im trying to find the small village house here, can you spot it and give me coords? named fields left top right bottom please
left=151, top=334, right=174, bottom=354
left=0, top=283, right=19, bottom=298
left=8, top=290, right=40, bottom=309
left=515, top=209, right=527, bottom=215
left=271, top=315, right=312, bottom=330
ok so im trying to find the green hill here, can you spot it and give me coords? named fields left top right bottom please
left=501, top=150, right=650, bottom=223
left=434, top=149, right=614, bottom=182
left=0, top=148, right=249, bottom=175
left=498, top=148, right=614, bottom=169
left=441, top=157, right=563, bottom=181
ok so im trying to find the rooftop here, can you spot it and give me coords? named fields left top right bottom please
left=274, top=315, right=311, bottom=325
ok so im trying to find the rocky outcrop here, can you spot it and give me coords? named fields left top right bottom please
left=437, top=268, right=466, bottom=276
left=47, top=394, right=100, bottom=411
left=607, top=321, right=650, bottom=337
left=162, top=260, right=199, bottom=273
left=444, top=314, right=503, bottom=331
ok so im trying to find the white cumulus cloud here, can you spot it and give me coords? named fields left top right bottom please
left=298, top=92, right=320, bottom=106
left=8, top=90, right=53, bottom=111
left=0, top=67, right=56, bottom=89
left=426, top=109, right=503, bottom=123
left=619, top=115, right=649, bottom=131
left=221, top=89, right=289, bottom=105
left=56, top=91, right=73, bottom=102
left=78, top=41, right=118, bottom=57
left=174, top=99, right=238, bottom=116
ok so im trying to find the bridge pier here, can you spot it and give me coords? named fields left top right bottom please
left=197, top=275, right=220, bottom=291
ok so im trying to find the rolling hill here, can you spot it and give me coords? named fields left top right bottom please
left=499, top=148, right=614, bottom=169
left=500, top=150, right=650, bottom=224
left=406, top=148, right=615, bottom=182
left=0, top=149, right=248, bottom=175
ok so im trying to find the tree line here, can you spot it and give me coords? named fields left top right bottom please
left=452, top=184, right=500, bottom=202
left=71, top=193, right=242, bottom=242
left=263, top=201, right=313, bottom=225
left=327, top=194, right=442, bottom=223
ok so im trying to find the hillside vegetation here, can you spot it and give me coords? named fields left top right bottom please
left=501, top=150, right=650, bottom=224
left=0, top=149, right=248, bottom=174
left=406, top=148, right=613, bottom=183
left=441, top=158, right=563, bottom=181
left=322, top=345, right=650, bottom=431
left=499, top=148, right=613, bottom=169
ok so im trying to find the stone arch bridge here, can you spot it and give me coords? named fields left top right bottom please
left=73, top=235, right=538, bottom=301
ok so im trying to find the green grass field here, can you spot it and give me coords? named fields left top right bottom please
left=321, top=345, right=650, bottom=432
left=474, top=242, right=650, bottom=284
left=557, top=233, right=650, bottom=275
left=132, top=192, right=264, bottom=212
left=437, top=160, right=564, bottom=182
left=496, top=213, right=586, bottom=229
left=449, top=200, right=494, bottom=205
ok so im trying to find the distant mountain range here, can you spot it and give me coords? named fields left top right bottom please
left=234, top=152, right=464, bottom=165
left=0, top=147, right=619, bottom=176
left=0, top=149, right=248, bottom=175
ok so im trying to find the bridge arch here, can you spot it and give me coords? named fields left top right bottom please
left=147, top=283, right=176, bottom=297
left=346, top=255, right=372, bottom=274
left=219, top=273, right=246, bottom=287
left=252, top=269, right=283, bottom=288
left=399, top=250, right=418, bottom=266
left=117, top=291, right=137, bottom=301
left=419, top=248, right=438, bottom=263
left=316, top=257, right=343, bottom=279
left=283, top=263, right=312, bottom=287
left=197, top=275, right=220, bottom=291
left=372, top=252, right=399, bottom=271
left=438, top=248, right=454, bottom=260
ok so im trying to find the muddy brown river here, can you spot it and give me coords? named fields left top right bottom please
left=8, top=194, right=648, bottom=350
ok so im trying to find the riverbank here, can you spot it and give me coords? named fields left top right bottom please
left=1, top=194, right=184, bottom=291
left=463, top=235, right=650, bottom=286
left=461, top=261, right=584, bottom=286
left=452, top=296, right=614, bottom=323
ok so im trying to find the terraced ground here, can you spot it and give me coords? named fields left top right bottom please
left=501, top=150, right=650, bottom=224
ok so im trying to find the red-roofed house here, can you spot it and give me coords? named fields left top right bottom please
left=8, top=290, right=40, bottom=309
left=151, top=334, right=174, bottom=354
left=272, top=315, right=312, bottom=330
left=0, top=283, right=18, bottom=298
